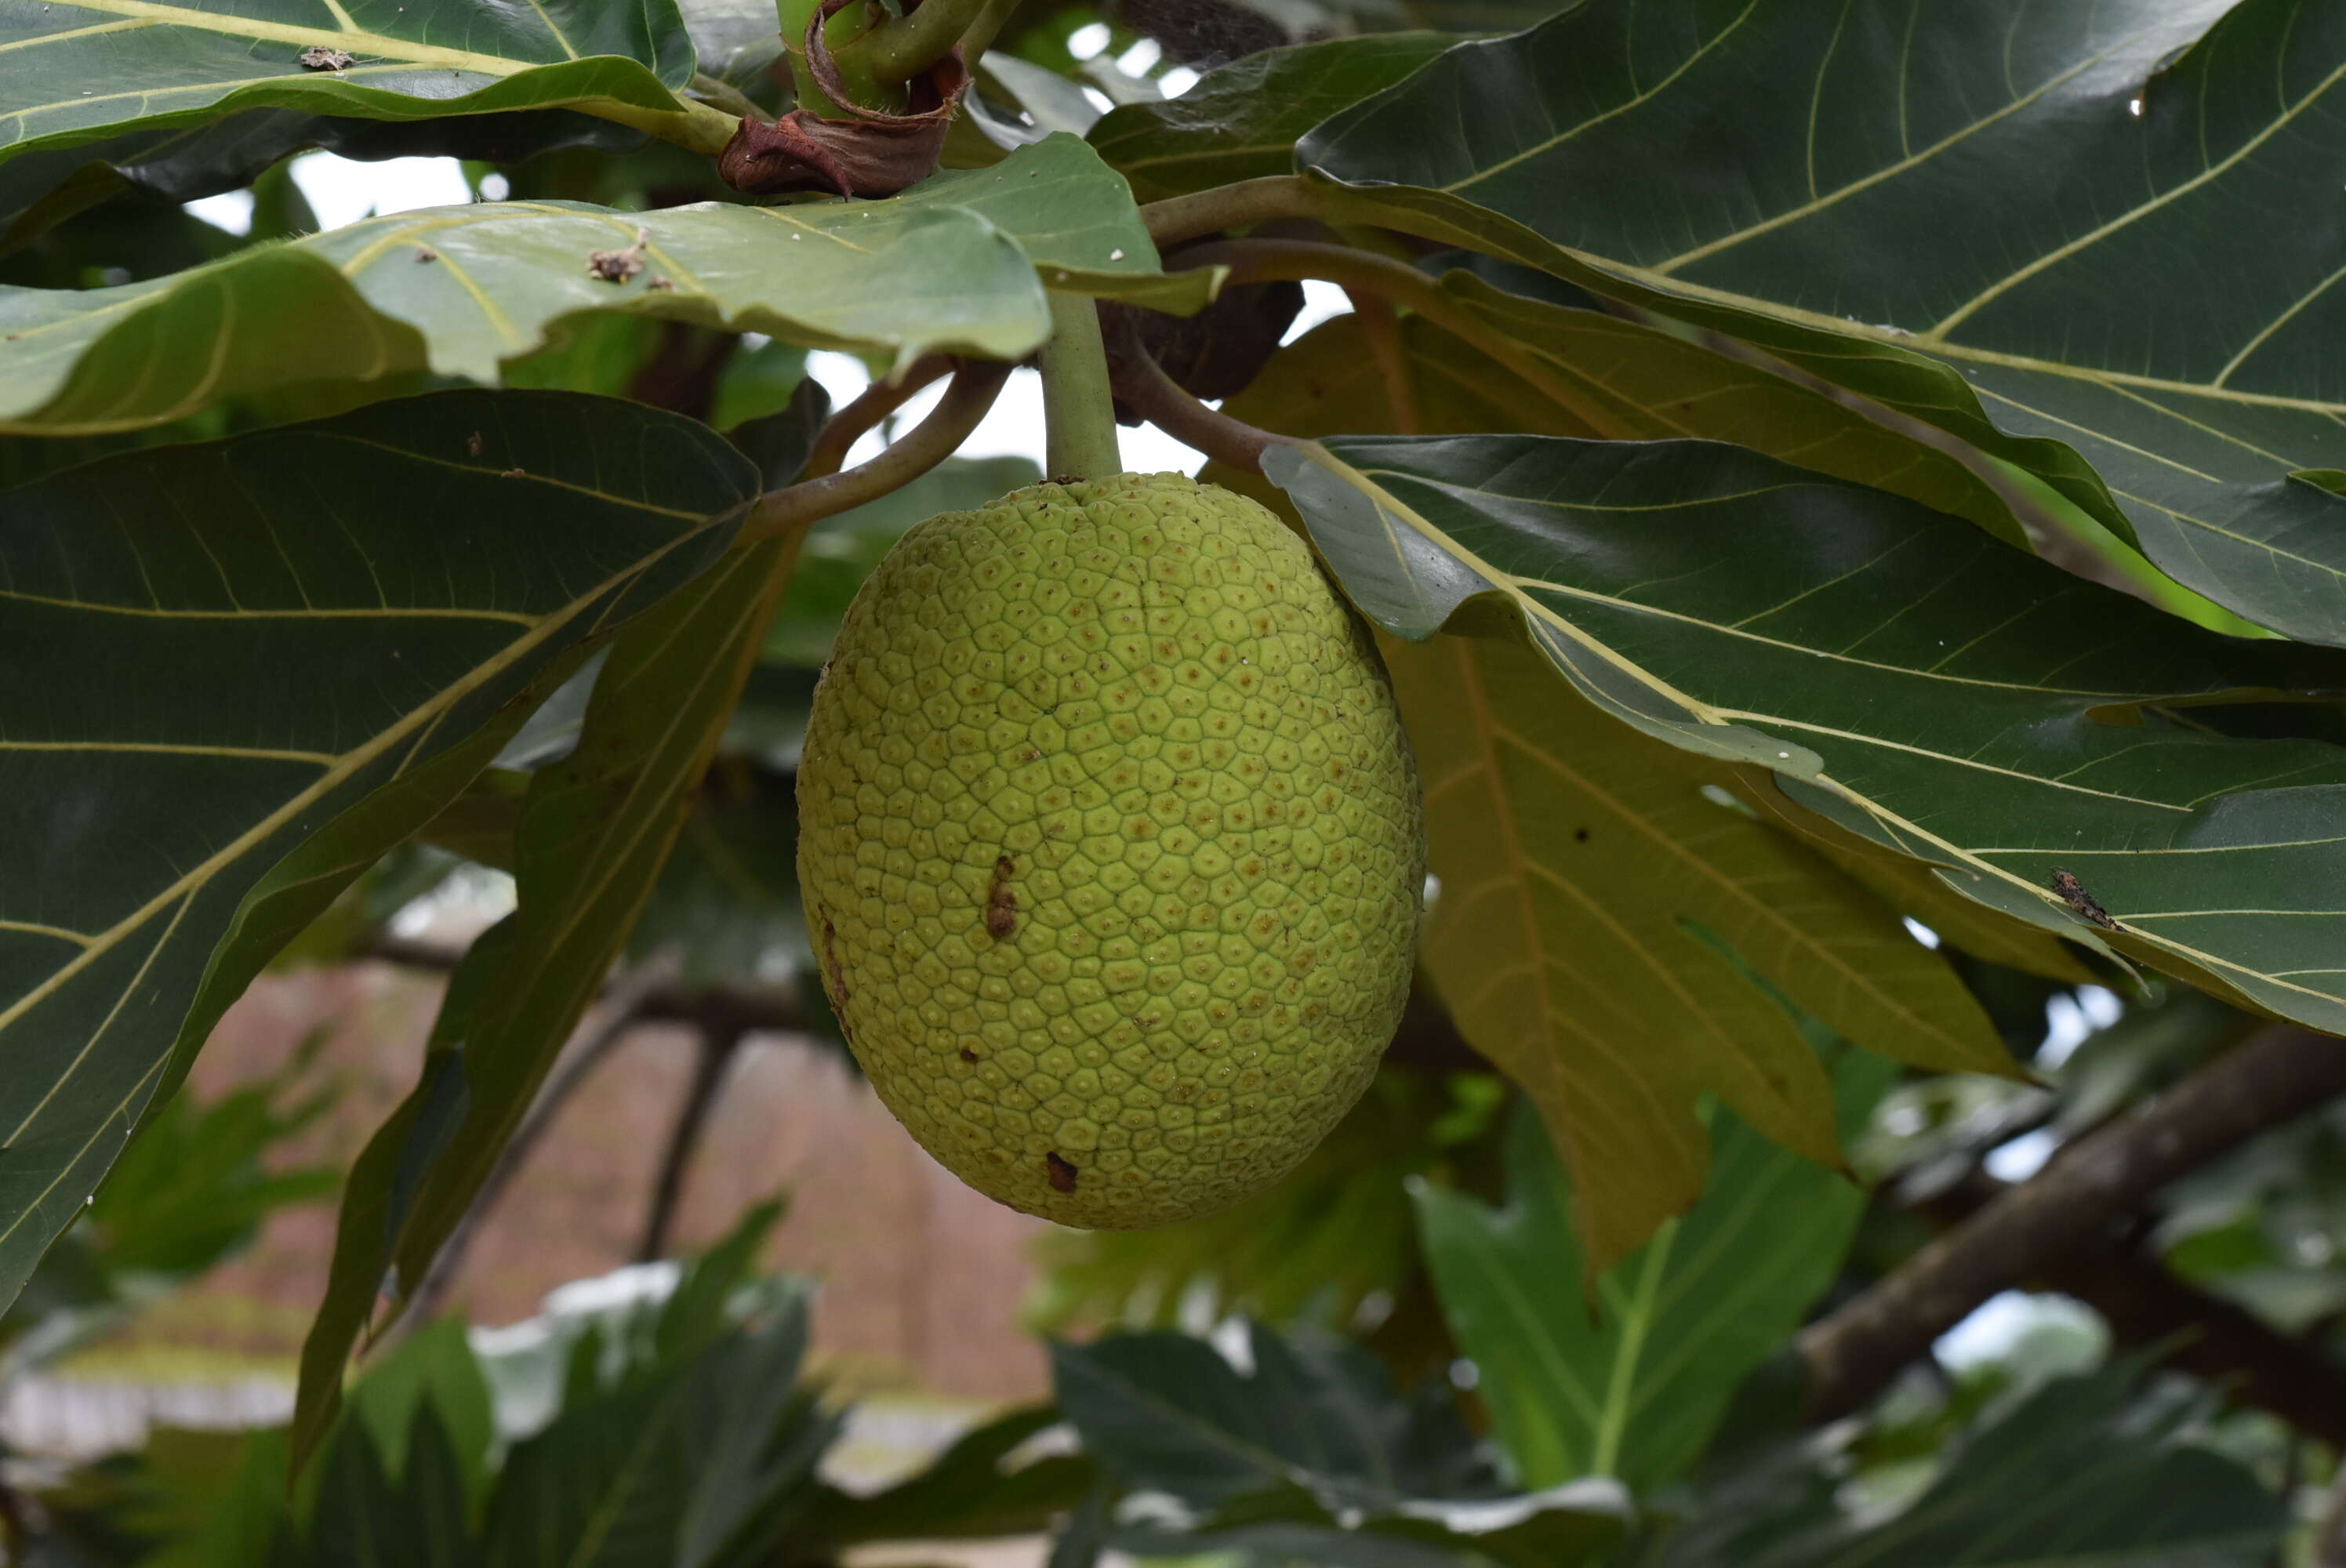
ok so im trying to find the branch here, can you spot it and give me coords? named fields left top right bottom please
left=1104, top=326, right=1291, bottom=475
left=1914, top=1173, right=2346, bottom=1448
left=636, top=1022, right=751, bottom=1261
left=804, top=354, right=953, bottom=478
left=1799, top=1024, right=2346, bottom=1421
left=740, top=357, right=1011, bottom=544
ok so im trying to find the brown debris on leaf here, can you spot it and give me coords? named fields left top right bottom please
left=717, top=0, right=968, bottom=199
left=2050, top=869, right=2122, bottom=931
left=586, top=227, right=651, bottom=282
left=298, top=46, right=354, bottom=71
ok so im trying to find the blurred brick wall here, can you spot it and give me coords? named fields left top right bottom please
left=182, top=962, right=1053, bottom=1402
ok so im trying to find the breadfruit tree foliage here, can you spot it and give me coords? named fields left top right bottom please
left=2, top=0, right=2345, bottom=1560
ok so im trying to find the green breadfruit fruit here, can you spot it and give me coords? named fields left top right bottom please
left=797, top=471, right=1425, bottom=1228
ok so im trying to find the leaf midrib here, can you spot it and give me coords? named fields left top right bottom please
left=31, top=1, right=547, bottom=80
left=0, top=514, right=720, bottom=1166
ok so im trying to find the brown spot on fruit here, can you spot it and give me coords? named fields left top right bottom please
left=1046, top=1152, right=1079, bottom=1192
left=959, top=1047, right=980, bottom=1064
left=817, top=917, right=853, bottom=1041
left=985, top=854, right=1018, bottom=939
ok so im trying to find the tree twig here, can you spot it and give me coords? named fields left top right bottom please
left=1104, top=328, right=1289, bottom=475
left=1799, top=1024, right=2346, bottom=1421
left=636, top=1021, right=751, bottom=1261
left=804, top=354, right=953, bottom=478
left=740, top=358, right=1012, bottom=544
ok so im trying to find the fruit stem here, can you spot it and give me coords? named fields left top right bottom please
left=1037, top=295, right=1121, bottom=481
left=742, top=358, right=1011, bottom=543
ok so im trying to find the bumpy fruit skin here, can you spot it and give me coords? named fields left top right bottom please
left=797, top=473, right=1422, bottom=1228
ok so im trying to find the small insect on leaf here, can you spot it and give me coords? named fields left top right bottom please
left=586, top=227, right=652, bottom=283
left=647, top=275, right=676, bottom=292
left=2051, top=869, right=2122, bottom=931
left=298, top=46, right=354, bottom=71
left=465, top=432, right=483, bottom=457
left=414, top=246, right=438, bottom=263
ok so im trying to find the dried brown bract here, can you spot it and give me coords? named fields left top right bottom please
left=717, top=0, right=967, bottom=199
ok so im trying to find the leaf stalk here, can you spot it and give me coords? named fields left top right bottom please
left=741, top=357, right=1012, bottom=542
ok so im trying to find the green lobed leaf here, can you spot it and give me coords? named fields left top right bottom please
left=1053, top=1322, right=1497, bottom=1513
left=1417, top=1049, right=1891, bottom=1495
left=1653, top=1364, right=2286, bottom=1566
left=1270, top=432, right=2346, bottom=1067
left=1090, top=32, right=1461, bottom=201
left=1298, top=0, right=2346, bottom=644
left=0, top=134, right=1213, bottom=434
left=0, top=387, right=749, bottom=1319
left=295, top=476, right=800, bottom=1464
left=0, top=0, right=717, bottom=169
left=483, top=1294, right=837, bottom=1566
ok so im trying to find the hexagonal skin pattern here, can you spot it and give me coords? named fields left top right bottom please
left=797, top=473, right=1423, bottom=1228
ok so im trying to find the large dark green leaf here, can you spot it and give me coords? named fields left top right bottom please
left=1269, top=433, right=2346, bottom=1054
left=0, top=387, right=748, bottom=1318
left=1054, top=1323, right=1497, bottom=1512
left=0, top=0, right=724, bottom=168
left=1090, top=32, right=1461, bottom=201
left=1652, top=1366, right=2286, bottom=1566
left=1299, top=0, right=2346, bottom=644
left=296, top=464, right=804, bottom=1462
left=0, top=107, right=641, bottom=256
left=1417, top=1048, right=1890, bottom=1494
left=0, top=136, right=1211, bottom=434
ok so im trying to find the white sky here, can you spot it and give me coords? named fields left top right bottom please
left=185, top=152, right=1353, bottom=477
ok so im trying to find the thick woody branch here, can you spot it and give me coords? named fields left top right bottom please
left=1913, top=1173, right=2346, bottom=1447
left=1800, top=1024, right=2346, bottom=1421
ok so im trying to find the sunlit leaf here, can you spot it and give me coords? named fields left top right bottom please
left=0, top=135, right=1213, bottom=434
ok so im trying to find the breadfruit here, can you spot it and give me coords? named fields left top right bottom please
left=797, top=472, right=1423, bottom=1228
